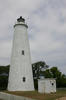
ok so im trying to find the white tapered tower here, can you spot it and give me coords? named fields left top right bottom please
left=8, top=16, right=34, bottom=91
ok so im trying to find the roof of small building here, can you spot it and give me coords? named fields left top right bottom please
left=38, top=78, right=56, bottom=80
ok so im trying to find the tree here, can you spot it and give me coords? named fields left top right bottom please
left=44, top=67, right=66, bottom=88
left=32, top=61, right=49, bottom=90
left=32, top=61, right=49, bottom=79
left=50, top=67, right=62, bottom=78
left=0, top=65, right=10, bottom=75
left=0, top=65, right=10, bottom=90
left=43, top=69, right=52, bottom=78
left=0, top=76, right=8, bottom=90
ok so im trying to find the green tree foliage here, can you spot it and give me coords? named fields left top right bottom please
left=50, top=67, right=62, bottom=78
left=32, top=62, right=66, bottom=89
left=32, top=61, right=49, bottom=79
left=0, top=65, right=10, bottom=90
left=44, top=67, right=66, bottom=88
left=32, top=61, right=49, bottom=90
left=0, top=76, right=8, bottom=90
left=0, top=65, right=10, bottom=74
left=43, top=69, right=52, bottom=78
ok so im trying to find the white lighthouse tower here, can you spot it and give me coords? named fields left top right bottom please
left=8, top=16, right=34, bottom=91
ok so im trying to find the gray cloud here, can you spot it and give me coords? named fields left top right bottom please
left=0, top=0, right=66, bottom=74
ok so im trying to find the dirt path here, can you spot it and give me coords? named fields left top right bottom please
left=56, top=97, right=66, bottom=100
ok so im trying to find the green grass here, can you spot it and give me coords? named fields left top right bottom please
left=4, top=89, right=66, bottom=100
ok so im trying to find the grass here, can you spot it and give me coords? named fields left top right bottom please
left=4, top=89, right=66, bottom=100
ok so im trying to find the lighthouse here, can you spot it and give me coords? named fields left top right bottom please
left=8, top=16, right=34, bottom=91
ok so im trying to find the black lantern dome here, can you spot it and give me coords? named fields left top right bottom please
left=17, top=16, right=25, bottom=22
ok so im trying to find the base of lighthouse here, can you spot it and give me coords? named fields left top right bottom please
left=8, top=68, right=34, bottom=91
left=8, top=16, right=34, bottom=91
left=8, top=74, right=34, bottom=91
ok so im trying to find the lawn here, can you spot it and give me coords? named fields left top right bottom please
left=4, top=89, right=66, bottom=100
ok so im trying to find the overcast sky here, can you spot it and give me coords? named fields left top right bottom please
left=0, top=0, right=66, bottom=74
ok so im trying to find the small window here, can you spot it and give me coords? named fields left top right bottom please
left=23, top=77, right=26, bottom=82
left=52, top=83, right=54, bottom=86
left=22, top=50, right=24, bottom=55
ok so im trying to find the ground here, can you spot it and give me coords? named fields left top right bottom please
left=56, top=97, right=66, bottom=100
left=4, top=89, right=66, bottom=100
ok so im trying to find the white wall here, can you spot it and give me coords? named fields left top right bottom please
left=8, top=19, right=34, bottom=91
left=38, top=79, right=56, bottom=93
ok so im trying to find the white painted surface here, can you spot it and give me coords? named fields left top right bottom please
left=38, top=79, right=56, bottom=93
left=8, top=17, right=34, bottom=91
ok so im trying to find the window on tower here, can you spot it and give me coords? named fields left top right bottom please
left=23, top=77, right=26, bottom=82
left=22, top=50, right=24, bottom=55
left=52, top=83, right=54, bottom=86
